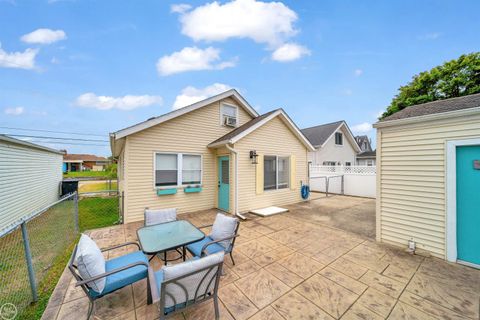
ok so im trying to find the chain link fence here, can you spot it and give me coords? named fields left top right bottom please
left=0, top=193, right=78, bottom=317
left=78, top=190, right=122, bottom=231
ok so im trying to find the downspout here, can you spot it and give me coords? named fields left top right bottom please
left=225, top=144, right=247, bottom=220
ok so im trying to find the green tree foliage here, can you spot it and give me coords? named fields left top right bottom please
left=381, top=52, right=480, bottom=119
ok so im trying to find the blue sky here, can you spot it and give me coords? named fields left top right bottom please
left=1, top=0, right=479, bottom=156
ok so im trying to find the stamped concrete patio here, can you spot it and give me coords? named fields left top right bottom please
left=43, top=195, right=480, bottom=320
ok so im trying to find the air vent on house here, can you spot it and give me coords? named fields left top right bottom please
left=224, top=116, right=237, bottom=127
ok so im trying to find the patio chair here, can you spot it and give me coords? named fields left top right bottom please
left=186, top=213, right=240, bottom=265
left=144, top=207, right=183, bottom=263
left=68, top=234, right=150, bottom=320
left=149, top=251, right=225, bottom=320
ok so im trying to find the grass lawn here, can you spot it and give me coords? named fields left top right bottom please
left=78, top=181, right=118, bottom=193
left=63, top=171, right=111, bottom=179
left=0, top=196, right=119, bottom=319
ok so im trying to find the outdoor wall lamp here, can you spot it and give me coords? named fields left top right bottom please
left=249, top=150, right=258, bottom=164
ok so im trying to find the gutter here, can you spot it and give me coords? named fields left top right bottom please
left=225, top=144, right=247, bottom=220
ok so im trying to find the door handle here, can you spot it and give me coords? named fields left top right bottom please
left=218, top=181, right=220, bottom=188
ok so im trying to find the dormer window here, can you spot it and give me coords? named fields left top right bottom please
left=221, top=103, right=238, bottom=127
left=335, top=132, right=343, bottom=145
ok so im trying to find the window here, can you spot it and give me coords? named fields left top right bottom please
left=367, top=160, right=373, bottom=167
left=323, top=161, right=337, bottom=166
left=264, top=156, right=290, bottom=190
left=345, top=162, right=351, bottom=166
left=335, top=132, right=343, bottom=145
left=221, top=104, right=237, bottom=127
left=155, top=153, right=202, bottom=187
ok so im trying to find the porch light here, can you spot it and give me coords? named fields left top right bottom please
left=249, top=150, right=258, bottom=164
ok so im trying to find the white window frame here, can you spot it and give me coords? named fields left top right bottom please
left=335, top=132, right=343, bottom=146
left=220, top=103, right=239, bottom=127
left=264, top=155, right=290, bottom=191
left=153, top=152, right=203, bottom=189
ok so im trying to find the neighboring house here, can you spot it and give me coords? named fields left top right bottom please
left=301, top=121, right=361, bottom=166
left=373, top=93, right=480, bottom=266
left=63, top=153, right=110, bottom=172
left=355, top=135, right=376, bottom=166
left=0, top=135, right=63, bottom=233
left=110, top=89, right=314, bottom=223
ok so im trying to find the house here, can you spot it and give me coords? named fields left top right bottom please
left=0, top=135, right=63, bottom=233
left=301, top=120, right=361, bottom=166
left=355, top=135, right=376, bottom=166
left=63, top=153, right=110, bottom=172
left=373, top=93, right=480, bottom=267
left=110, top=89, right=315, bottom=223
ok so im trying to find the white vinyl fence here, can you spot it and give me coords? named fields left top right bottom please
left=309, top=165, right=376, bottom=198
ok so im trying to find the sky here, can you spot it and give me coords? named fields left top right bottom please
left=1, top=0, right=479, bottom=156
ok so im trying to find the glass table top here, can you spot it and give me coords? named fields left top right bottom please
left=136, top=220, right=205, bottom=254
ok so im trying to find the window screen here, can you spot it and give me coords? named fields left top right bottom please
left=264, top=156, right=277, bottom=190
left=222, top=104, right=237, bottom=117
left=182, top=155, right=201, bottom=184
left=155, top=154, right=178, bottom=186
left=277, top=157, right=289, bottom=189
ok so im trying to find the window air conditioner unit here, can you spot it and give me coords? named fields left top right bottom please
left=224, top=116, right=237, bottom=127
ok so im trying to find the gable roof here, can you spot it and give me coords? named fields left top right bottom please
left=301, top=121, right=361, bottom=152
left=379, top=93, right=480, bottom=123
left=63, top=154, right=108, bottom=162
left=208, top=109, right=315, bottom=151
left=112, top=89, right=259, bottom=140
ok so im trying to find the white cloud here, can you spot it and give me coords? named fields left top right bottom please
left=176, top=0, right=298, bottom=47
left=271, top=43, right=310, bottom=62
left=418, top=32, right=441, bottom=40
left=173, top=83, right=232, bottom=110
left=4, top=106, right=25, bottom=115
left=0, top=43, right=38, bottom=69
left=21, top=28, right=67, bottom=44
left=354, top=69, right=363, bottom=77
left=156, top=46, right=235, bottom=76
left=75, top=93, right=162, bottom=111
left=171, top=3, right=192, bottom=13
left=351, top=122, right=372, bottom=134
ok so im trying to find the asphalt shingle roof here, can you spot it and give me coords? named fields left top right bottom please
left=381, top=93, right=480, bottom=122
left=300, top=121, right=344, bottom=147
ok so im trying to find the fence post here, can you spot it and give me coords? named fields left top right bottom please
left=21, top=222, right=38, bottom=302
left=341, top=175, right=345, bottom=195
left=74, top=192, right=79, bottom=233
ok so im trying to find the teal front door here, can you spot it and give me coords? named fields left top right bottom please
left=456, top=145, right=480, bottom=266
left=218, top=156, right=230, bottom=212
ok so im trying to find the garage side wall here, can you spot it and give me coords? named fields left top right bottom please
left=377, top=113, right=480, bottom=258
left=0, top=141, right=63, bottom=231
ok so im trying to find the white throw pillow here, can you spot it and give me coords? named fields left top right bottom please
left=75, top=234, right=106, bottom=293
left=209, top=213, right=238, bottom=249
left=162, top=252, right=224, bottom=308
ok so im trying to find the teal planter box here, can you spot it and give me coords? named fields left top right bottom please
left=157, top=188, right=177, bottom=196
left=184, top=187, right=202, bottom=193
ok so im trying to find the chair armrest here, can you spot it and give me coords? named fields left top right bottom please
left=201, top=234, right=239, bottom=256
left=101, top=241, right=140, bottom=252
left=197, top=224, right=213, bottom=230
left=75, top=261, right=149, bottom=287
left=148, top=266, right=160, bottom=304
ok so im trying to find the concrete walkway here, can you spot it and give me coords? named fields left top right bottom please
left=43, top=196, right=479, bottom=320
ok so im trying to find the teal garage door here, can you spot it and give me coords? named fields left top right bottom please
left=456, top=145, right=480, bottom=266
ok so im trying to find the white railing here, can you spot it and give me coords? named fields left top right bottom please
left=309, top=165, right=376, bottom=198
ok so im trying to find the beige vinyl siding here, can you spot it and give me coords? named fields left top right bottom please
left=123, top=98, right=253, bottom=223
left=0, top=140, right=62, bottom=231
left=234, top=116, right=308, bottom=212
left=377, top=113, right=480, bottom=258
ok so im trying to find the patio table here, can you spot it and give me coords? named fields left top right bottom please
left=137, top=220, right=205, bottom=264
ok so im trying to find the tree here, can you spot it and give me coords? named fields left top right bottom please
left=380, top=52, right=480, bottom=119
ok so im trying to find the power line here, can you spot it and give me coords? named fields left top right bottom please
left=27, top=140, right=109, bottom=147
left=0, top=126, right=107, bottom=137
left=3, top=133, right=109, bottom=142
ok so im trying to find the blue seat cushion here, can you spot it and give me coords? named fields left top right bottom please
left=89, top=251, right=148, bottom=298
left=186, top=236, right=225, bottom=257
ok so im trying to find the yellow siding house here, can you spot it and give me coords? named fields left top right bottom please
left=110, top=89, right=314, bottom=223
left=374, top=93, right=480, bottom=268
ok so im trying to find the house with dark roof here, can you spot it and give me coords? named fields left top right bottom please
left=301, top=121, right=361, bottom=166
left=355, top=135, right=376, bottom=166
left=63, top=153, right=109, bottom=172
left=373, top=93, right=480, bottom=266
left=110, top=89, right=314, bottom=222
